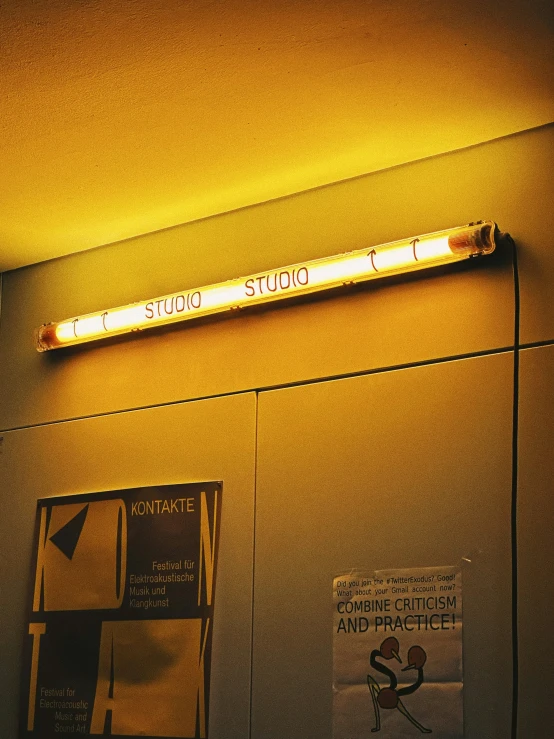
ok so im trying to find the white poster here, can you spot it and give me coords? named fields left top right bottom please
left=333, top=566, right=463, bottom=738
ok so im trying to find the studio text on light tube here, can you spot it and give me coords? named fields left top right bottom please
left=35, top=221, right=498, bottom=351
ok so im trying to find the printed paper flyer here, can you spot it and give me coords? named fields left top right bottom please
left=333, top=566, right=463, bottom=738
left=20, top=482, right=222, bottom=739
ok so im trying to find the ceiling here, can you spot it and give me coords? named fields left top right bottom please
left=1, top=0, right=552, bottom=272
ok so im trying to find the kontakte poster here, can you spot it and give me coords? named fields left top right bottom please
left=20, top=482, right=222, bottom=739
left=333, top=566, right=463, bottom=738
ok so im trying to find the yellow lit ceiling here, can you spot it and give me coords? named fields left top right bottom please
left=1, top=0, right=552, bottom=272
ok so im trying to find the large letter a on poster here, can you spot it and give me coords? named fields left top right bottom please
left=90, top=619, right=208, bottom=737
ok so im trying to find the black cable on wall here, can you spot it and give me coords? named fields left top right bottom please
left=509, top=234, right=520, bottom=739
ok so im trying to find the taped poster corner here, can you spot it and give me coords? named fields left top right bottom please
left=20, top=482, right=222, bottom=739
left=460, top=546, right=483, bottom=567
left=333, top=565, right=463, bottom=738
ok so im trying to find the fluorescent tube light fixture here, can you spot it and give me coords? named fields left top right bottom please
left=36, top=221, right=498, bottom=352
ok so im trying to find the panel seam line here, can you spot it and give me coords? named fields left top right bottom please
left=511, top=237, right=520, bottom=739
left=249, top=392, right=259, bottom=738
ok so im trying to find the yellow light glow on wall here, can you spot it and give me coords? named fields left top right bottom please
left=35, top=221, right=498, bottom=351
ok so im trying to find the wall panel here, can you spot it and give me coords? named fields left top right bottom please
left=515, top=125, right=554, bottom=345
left=517, top=345, right=554, bottom=739
left=0, top=392, right=257, bottom=739
left=253, top=353, right=514, bottom=738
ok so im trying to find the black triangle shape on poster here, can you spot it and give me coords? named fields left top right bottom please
left=49, top=504, right=89, bottom=560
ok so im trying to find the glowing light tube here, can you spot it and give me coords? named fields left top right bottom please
left=35, top=221, right=498, bottom=352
